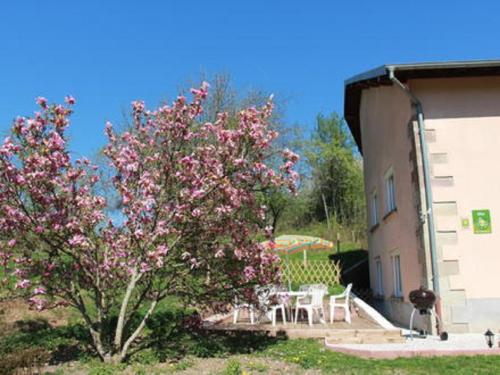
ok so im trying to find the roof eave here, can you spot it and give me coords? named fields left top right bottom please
left=344, top=65, right=388, bottom=87
left=343, top=60, right=500, bottom=153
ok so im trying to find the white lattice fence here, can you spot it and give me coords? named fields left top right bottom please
left=281, top=260, right=341, bottom=287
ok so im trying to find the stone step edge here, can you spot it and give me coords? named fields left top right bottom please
left=324, top=342, right=500, bottom=359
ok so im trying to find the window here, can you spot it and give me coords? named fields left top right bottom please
left=370, top=190, right=379, bottom=228
left=375, top=258, right=383, bottom=296
left=392, top=254, right=403, bottom=297
left=385, top=170, right=397, bottom=214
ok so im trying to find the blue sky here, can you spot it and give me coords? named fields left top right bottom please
left=1, top=0, right=500, bottom=158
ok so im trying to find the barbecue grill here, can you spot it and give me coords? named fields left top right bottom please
left=408, top=286, right=448, bottom=340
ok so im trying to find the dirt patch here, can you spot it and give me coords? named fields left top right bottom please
left=175, top=355, right=319, bottom=375
left=0, top=299, right=73, bottom=337
left=44, top=355, right=320, bottom=374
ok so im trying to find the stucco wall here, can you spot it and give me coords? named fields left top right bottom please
left=411, top=76, right=500, bottom=332
left=359, top=85, right=428, bottom=329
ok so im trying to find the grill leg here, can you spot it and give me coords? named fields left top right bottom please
left=429, top=308, right=447, bottom=340
left=430, top=308, right=441, bottom=329
left=409, top=308, right=417, bottom=340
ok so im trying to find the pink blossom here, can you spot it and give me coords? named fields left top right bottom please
left=13, top=268, right=24, bottom=276
left=190, top=258, right=200, bottom=269
left=47, top=132, right=66, bottom=151
left=65, top=95, right=76, bottom=105
left=254, top=162, right=266, bottom=171
left=244, top=265, right=256, bottom=280
left=28, top=296, right=47, bottom=311
left=283, top=148, right=299, bottom=163
left=15, top=175, right=26, bottom=185
left=191, top=189, right=205, bottom=199
left=156, top=245, right=168, bottom=255
left=140, top=262, right=151, bottom=273
left=16, top=279, right=31, bottom=289
left=264, top=226, right=273, bottom=237
left=68, top=234, right=86, bottom=247
left=34, top=286, right=46, bottom=295
left=132, top=101, right=145, bottom=113
left=36, top=97, right=47, bottom=108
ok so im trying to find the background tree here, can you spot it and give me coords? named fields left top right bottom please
left=97, top=73, right=303, bottom=232
left=303, top=113, right=365, bottom=241
left=177, top=73, right=302, bottom=233
left=0, top=86, right=298, bottom=363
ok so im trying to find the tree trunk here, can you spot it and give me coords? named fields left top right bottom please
left=321, top=193, right=330, bottom=230
left=118, top=299, right=158, bottom=362
left=271, top=211, right=279, bottom=234
left=97, top=298, right=158, bottom=364
left=114, top=268, right=140, bottom=351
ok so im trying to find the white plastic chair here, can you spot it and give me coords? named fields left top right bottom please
left=329, top=283, right=352, bottom=324
left=294, top=286, right=327, bottom=326
left=257, top=286, right=287, bottom=326
left=296, top=284, right=327, bottom=318
left=233, top=285, right=269, bottom=325
left=233, top=297, right=255, bottom=325
left=298, top=284, right=311, bottom=292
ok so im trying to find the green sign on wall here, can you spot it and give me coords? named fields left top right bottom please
left=472, top=209, right=492, bottom=234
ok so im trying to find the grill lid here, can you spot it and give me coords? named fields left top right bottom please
left=409, top=286, right=436, bottom=310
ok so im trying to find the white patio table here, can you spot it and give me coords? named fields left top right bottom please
left=274, top=290, right=325, bottom=323
left=275, top=291, right=308, bottom=298
left=277, top=290, right=330, bottom=324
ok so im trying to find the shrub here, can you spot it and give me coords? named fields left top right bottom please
left=0, top=347, right=50, bottom=375
left=0, top=323, right=91, bottom=363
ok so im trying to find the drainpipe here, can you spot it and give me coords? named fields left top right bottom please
left=387, top=68, right=442, bottom=329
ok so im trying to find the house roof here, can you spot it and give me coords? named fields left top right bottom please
left=344, top=60, right=500, bottom=151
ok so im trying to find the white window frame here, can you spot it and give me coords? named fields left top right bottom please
left=391, top=253, right=403, bottom=298
left=370, top=189, right=379, bottom=228
left=374, top=257, right=383, bottom=296
left=384, top=168, right=397, bottom=214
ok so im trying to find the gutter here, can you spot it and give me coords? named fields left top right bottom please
left=387, top=68, right=442, bottom=328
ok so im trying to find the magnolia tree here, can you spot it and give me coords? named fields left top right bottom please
left=0, top=84, right=298, bottom=363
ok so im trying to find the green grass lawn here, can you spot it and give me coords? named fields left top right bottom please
left=279, top=241, right=361, bottom=262
left=43, top=337, right=500, bottom=374
left=261, top=338, right=500, bottom=374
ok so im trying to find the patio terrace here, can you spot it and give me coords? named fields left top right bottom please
left=204, top=302, right=404, bottom=344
